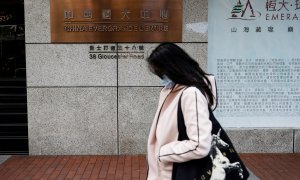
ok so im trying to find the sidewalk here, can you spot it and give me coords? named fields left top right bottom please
left=0, top=153, right=299, bottom=179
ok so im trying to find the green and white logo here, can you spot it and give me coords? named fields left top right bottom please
left=229, top=0, right=261, bottom=20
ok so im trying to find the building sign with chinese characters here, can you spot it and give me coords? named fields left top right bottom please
left=50, top=0, right=182, bottom=42
left=88, top=44, right=146, bottom=60
left=208, top=0, right=300, bottom=127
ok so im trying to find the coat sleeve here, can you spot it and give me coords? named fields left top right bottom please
left=158, top=87, right=212, bottom=163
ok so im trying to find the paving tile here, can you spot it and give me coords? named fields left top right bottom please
left=1, top=154, right=300, bottom=179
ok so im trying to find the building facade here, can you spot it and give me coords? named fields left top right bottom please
left=18, top=0, right=300, bottom=155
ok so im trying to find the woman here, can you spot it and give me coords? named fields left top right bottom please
left=146, top=43, right=217, bottom=180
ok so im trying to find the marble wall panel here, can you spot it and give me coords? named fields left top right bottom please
left=118, top=87, right=161, bottom=154
left=27, top=87, right=117, bottom=155
left=26, top=44, right=117, bottom=86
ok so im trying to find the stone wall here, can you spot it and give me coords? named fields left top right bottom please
left=25, top=0, right=299, bottom=155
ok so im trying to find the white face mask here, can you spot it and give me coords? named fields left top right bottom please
left=161, top=75, right=175, bottom=88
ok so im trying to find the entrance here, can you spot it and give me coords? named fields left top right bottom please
left=0, top=0, right=28, bottom=154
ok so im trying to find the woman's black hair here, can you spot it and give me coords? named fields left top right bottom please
left=147, top=42, right=214, bottom=106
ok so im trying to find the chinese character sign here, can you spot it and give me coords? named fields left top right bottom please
left=208, top=0, right=300, bottom=127
left=50, top=0, right=182, bottom=42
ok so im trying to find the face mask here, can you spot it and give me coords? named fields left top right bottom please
left=161, top=75, right=175, bottom=88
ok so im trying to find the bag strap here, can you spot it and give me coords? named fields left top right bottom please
left=177, top=88, right=213, bottom=141
left=177, top=92, right=188, bottom=141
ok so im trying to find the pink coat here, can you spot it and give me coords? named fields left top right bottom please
left=147, top=76, right=217, bottom=180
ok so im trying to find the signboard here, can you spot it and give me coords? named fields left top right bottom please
left=208, top=0, right=300, bottom=127
left=88, top=44, right=145, bottom=60
left=50, top=0, right=182, bottom=43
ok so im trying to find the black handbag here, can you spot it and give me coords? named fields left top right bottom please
left=172, top=91, right=249, bottom=180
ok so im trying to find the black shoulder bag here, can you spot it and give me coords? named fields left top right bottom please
left=172, top=91, right=249, bottom=180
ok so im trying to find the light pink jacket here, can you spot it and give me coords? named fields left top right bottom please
left=147, top=76, right=217, bottom=180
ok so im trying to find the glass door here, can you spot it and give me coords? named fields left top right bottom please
left=0, top=0, right=28, bottom=154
